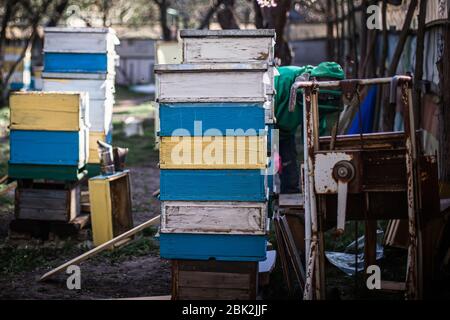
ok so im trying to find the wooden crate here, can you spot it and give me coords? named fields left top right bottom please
left=180, top=29, right=275, bottom=64
left=44, top=27, right=119, bottom=54
left=161, top=201, right=267, bottom=235
left=10, top=92, right=89, bottom=131
left=159, top=169, right=268, bottom=202
left=15, top=181, right=81, bottom=222
left=172, top=259, right=258, bottom=300
left=88, top=171, right=134, bottom=246
left=9, top=129, right=88, bottom=167
left=155, top=63, right=274, bottom=103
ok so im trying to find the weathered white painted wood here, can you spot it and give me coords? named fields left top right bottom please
left=44, top=27, right=119, bottom=53
left=161, top=201, right=267, bottom=235
left=89, top=99, right=114, bottom=132
left=183, top=38, right=274, bottom=64
left=155, top=63, right=274, bottom=103
left=43, top=78, right=115, bottom=100
left=180, top=29, right=276, bottom=38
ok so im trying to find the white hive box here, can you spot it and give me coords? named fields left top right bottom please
left=155, top=62, right=274, bottom=103
left=161, top=201, right=267, bottom=235
left=42, top=77, right=115, bottom=101
left=180, top=29, right=275, bottom=64
left=44, top=27, right=119, bottom=53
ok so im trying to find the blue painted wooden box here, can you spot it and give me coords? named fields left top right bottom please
left=159, top=233, right=267, bottom=261
left=44, top=53, right=113, bottom=74
left=160, top=169, right=267, bottom=202
left=159, top=103, right=266, bottom=137
left=9, top=130, right=87, bottom=167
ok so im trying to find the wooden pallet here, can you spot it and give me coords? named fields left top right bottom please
left=9, top=214, right=90, bottom=241
left=172, top=259, right=258, bottom=300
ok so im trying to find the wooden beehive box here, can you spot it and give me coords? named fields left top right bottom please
left=180, top=29, right=275, bottom=64
left=155, top=63, right=274, bottom=103
left=172, top=259, right=258, bottom=300
left=15, top=181, right=81, bottom=222
left=88, top=171, right=134, bottom=246
left=161, top=201, right=267, bottom=235
left=44, top=27, right=119, bottom=54
left=9, top=91, right=89, bottom=131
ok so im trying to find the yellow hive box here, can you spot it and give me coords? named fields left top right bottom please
left=10, top=91, right=89, bottom=131
left=88, top=170, right=134, bottom=246
left=88, top=131, right=107, bottom=164
left=159, top=136, right=267, bottom=169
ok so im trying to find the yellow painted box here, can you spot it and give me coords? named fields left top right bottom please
left=88, top=170, right=134, bottom=246
left=10, top=91, right=89, bottom=131
left=159, top=136, right=267, bottom=169
left=88, top=131, right=106, bottom=164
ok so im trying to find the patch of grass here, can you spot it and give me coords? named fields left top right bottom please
left=115, top=85, right=150, bottom=101
left=99, top=230, right=159, bottom=263
left=114, top=102, right=155, bottom=118
left=112, top=119, right=158, bottom=166
left=0, top=242, right=78, bottom=275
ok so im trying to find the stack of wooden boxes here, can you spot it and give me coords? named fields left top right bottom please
left=155, top=29, right=275, bottom=300
left=8, top=92, right=89, bottom=237
left=42, top=27, right=119, bottom=177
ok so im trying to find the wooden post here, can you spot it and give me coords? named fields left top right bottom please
left=414, top=0, right=427, bottom=129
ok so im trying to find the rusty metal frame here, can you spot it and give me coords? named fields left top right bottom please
left=290, top=76, right=419, bottom=300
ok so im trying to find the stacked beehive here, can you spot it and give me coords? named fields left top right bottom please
left=8, top=92, right=89, bottom=229
left=155, top=29, right=275, bottom=300
left=2, top=45, right=31, bottom=91
left=42, top=27, right=119, bottom=177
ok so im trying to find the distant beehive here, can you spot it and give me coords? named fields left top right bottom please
left=2, top=46, right=31, bottom=90
left=8, top=91, right=89, bottom=181
left=42, top=27, right=119, bottom=177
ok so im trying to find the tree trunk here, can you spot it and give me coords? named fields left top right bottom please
left=47, top=0, right=70, bottom=27
left=0, top=0, right=16, bottom=107
left=217, top=0, right=239, bottom=30
left=155, top=0, right=171, bottom=40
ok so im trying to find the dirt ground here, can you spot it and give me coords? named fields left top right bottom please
left=0, top=162, right=173, bottom=300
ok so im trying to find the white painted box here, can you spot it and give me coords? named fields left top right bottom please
left=43, top=78, right=115, bottom=100
left=155, top=63, right=274, bottom=103
left=89, top=99, right=114, bottom=133
left=44, top=27, right=119, bottom=53
left=161, top=201, right=267, bottom=235
left=180, top=29, right=275, bottom=64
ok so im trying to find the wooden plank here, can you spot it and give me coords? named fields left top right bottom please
left=380, top=280, right=406, bottom=292
left=159, top=136, right=267, bottom=169
left=10, top=92, right=87, bottom=131
left=159, top=169, right=267, bottom=202
left=279, top=194, right=305, bottom=208
left=109, top=172, right=133, bottom=237
left=161, top=201, right=267, bottom=235
left=178, top=271, right=250, bottom=289
left=39, top=215, right=161, bottom=282
left=89, top=99, right=114, bottom=133
left=177, top=287, right=250, bottom=300
left=159, top=233, right=267, bottom=261
left=9, top=129, right=88, bottom=167
left=43, top=53, right=116, bottom=74
left=183, top=37, right=273, bottom=63
left=159, top=103, right=266, bottom=137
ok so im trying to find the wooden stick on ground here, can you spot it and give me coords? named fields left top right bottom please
left=39, top=215, right=161, bottom=282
